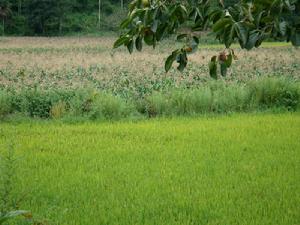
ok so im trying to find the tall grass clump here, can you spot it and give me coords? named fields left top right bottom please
left=185, top=87, right=213, bottom=114
left=249, top=77, right=300, bottom=110
left=144, top=83, right=250, bottom=116
left=167, top=88, right=214, bottom=115
left=144, top=87, right=214, bottom=116
left=210, top=83, right=251, bottom=113
left=143, top=77, right=299, bottom=117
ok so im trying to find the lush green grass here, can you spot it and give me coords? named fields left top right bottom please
left=0, top=113, right=299, bottom=224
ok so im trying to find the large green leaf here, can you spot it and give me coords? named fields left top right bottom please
left=220, top=62, right=227, bottom=77
left=126, top=39, right=134, bottom=54
left=245, top=31, right=260, bottom=50
left=212, top=18, right=233, bottom=33
left=120, top=18, right=132, bottom=29
left=113, top=35, right=130, bottom=49
left=156, top=24, right=167, bottom=41
left=177, top=52, right=188, bottom=72
left=291, top=32, right=300, bottom=46
left=165, top=50, right=180, bottom=72
left=209, top=56, right=218, bottom=79
left=144, top=31, right=155, bottom=46
left=224, top=24, right=235, bottom=48
left=234, top=22, right=248, bottom=47
left=135, top=36, right=143, bottom=51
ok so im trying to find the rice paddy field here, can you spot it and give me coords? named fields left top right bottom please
left=1, top=113, right=300, bottom=224
left=0, top=37, right=300, bottom=224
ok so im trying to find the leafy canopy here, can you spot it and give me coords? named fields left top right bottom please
left=114, top=0, right=300, bottom=78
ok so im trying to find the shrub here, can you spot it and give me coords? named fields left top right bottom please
left=19, top=91, right=52, bottom=118
left=9, top=89, right=74, bottom=119
left=68, top=89, right=97, bottom=117
left=212, top=84, right=251, bottom=113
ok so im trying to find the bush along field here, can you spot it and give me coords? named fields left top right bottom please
left=0, top=77, right=300, bottom=121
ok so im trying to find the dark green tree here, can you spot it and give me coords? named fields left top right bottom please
left=0, top=0, right=12, bottom=35
left=25, top=0, right=72, bottom=35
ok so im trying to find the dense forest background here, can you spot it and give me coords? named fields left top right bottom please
left=0, top=0, right=238, bottom=36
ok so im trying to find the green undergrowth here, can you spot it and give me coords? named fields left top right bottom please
left=0, top=77, right=299, bottom=122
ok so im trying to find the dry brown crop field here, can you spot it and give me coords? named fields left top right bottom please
left=0, top=37, right=299, bottom=94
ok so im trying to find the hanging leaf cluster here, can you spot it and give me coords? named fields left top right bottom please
left=114, top=0, right=300, bottom=78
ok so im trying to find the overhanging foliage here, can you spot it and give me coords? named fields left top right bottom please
left=114, top=0, right=300, bottom=78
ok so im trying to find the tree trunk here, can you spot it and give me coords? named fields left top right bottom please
left=18, top=0, right=22, bottom=15
left=98, top=0, right=101, bottom=28
left=2, top=18, right=4, bottom=36
left=121, top=0, right=124, bottom=10
left=59, top=17, right=62, bottom=35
